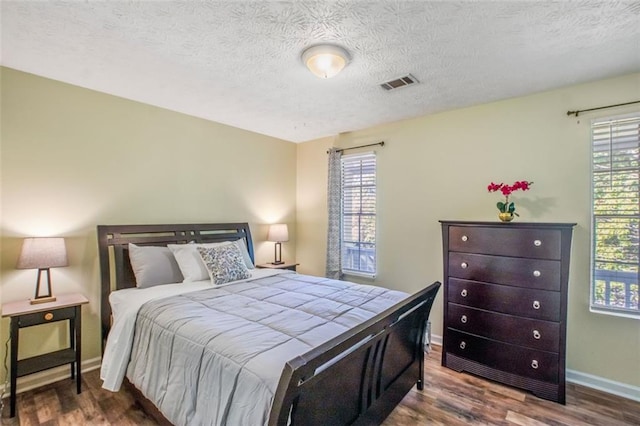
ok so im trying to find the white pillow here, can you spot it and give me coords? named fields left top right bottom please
left=128, top=243, right=184, bottom=288
left=197, top=244, right=251, bottom=285
left=234, top=238, right=255, bottom=269
left=168, top=240, right=254, bottom=282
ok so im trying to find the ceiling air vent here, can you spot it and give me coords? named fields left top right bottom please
left=380, top=74, right=418, bottom=91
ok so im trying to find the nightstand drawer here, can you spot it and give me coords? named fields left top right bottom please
left=447, top=329, right=559, bottom=383
left=449, top=252, right=561, bottom=291
left=448, top=278, right=560, bottom=321
left=449, top=226, right=561, bottom=260
left=448, top=303, right=560, bottom=352
left=18, top=306, right=76, bottom=327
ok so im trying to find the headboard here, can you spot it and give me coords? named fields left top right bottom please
left=97, top=222, right=254, bottom=351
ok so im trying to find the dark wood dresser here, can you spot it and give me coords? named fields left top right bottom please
left=440, top=221, right=575, bottom=403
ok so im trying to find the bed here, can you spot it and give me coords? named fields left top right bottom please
left=98, top=222, right=440, bottom=426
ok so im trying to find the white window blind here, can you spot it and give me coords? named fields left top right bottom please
left=591, top=114, right=640, bottom=318
left=341, top=152, right=377, bottom=276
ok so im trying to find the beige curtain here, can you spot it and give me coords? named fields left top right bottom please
left=326, top=148, right=342, bottom=279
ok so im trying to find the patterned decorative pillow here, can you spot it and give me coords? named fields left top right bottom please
left=197, top=244, right=251, bottom=285
left=169, top=240, right=254, bottom=282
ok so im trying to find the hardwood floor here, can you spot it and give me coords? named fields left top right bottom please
left=2, top=345, right=639, bottom=425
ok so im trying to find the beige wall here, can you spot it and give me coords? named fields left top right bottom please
left=296, top=73, right=640, bottom=388
left=2, top=65, right=638, bottom=394
left=296, top=136, right=334, bottom=276
left=0, top=67, right=297, bottom=376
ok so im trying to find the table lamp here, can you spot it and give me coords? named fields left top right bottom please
left=16, top=237, right=68, bottom=304
left=267, top=224, right=289, bottom=265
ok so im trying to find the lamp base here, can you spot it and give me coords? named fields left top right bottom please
left=270, top=261, right=284, bottom=265
left=30, top=295, right=57, bottom=305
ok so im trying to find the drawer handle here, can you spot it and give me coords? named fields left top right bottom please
left=533, top=270, right=541, bottom=277
left=461, top=235, right=468, bottom=242
left=533, top=300, right=541, bottom=309
left=461, top=315, right=468, bottom=324
left=534, top=239, right=542, bottom=247
left=533, top=330, right=541, bottom=339
left=531, top=360, right=539, bottom=369
left=461, top=262, right=468, bottom=269
left=44, top=312, right=54, bottom=321
left=461, top=289, right=468, bottom=297
left=459, top=341, right=466, bottom=350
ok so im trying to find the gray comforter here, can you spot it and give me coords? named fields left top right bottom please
left=126, top=272, right=408, bottom=426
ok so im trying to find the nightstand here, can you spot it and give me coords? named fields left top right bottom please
left=1, top=293, right=88, bottom=418
left=256, top=262, right=299, bottom=272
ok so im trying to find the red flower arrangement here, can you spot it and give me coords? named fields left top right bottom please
left=487, top=180, right=533, bottom=217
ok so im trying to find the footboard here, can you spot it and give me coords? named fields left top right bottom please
left=269, top=281, right=441, bottom=426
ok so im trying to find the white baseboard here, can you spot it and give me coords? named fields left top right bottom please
left=566, top=369, right=640, bottom=402
left=429, top=333, right=443, bottom=346
left=2, top=357, right=102, bottom=396
left=429, top=334, right=640, bottom=403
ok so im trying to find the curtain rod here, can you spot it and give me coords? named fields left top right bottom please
left=566, top=100, right=640, bottom=117
left=327, top=141, right=385, bottom=154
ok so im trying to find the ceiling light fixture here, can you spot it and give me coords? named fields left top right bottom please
left=301, top=44, right=350, bottom=79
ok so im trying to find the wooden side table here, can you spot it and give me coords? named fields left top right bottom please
left=1, top=293, right=88, bottom=417
left=256, top=262, right=299, bottom=272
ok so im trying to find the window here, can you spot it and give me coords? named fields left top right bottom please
left=341, top=152, right=376, bottom=276
left=591, top=114, right=640, bottom=318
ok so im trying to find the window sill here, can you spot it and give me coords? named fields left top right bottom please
left=342, top=270, right=376, bottom=280
left=589, top=306, right=640, bottom=321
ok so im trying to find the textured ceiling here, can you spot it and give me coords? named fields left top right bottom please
left=2, top=1, right=640, bottom=143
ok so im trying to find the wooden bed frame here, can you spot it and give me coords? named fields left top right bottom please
left=97, top=222, right=441, bottom=426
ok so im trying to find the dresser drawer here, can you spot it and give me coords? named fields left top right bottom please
left=449, top=252, right=561, bottom=291
left=447, top=329, right=559, bottom=383
left=448, top=278, right=560, bottom=321
left=447, top=303, right=560, bottom=352
left=449, top=226, right=561, bottom=260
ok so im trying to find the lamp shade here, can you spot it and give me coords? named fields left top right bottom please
left=17, top=237, right=68, bottom=269
left=302, top=44, right=350, bottom=79
left=267, top=224, right=289, bottom=243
